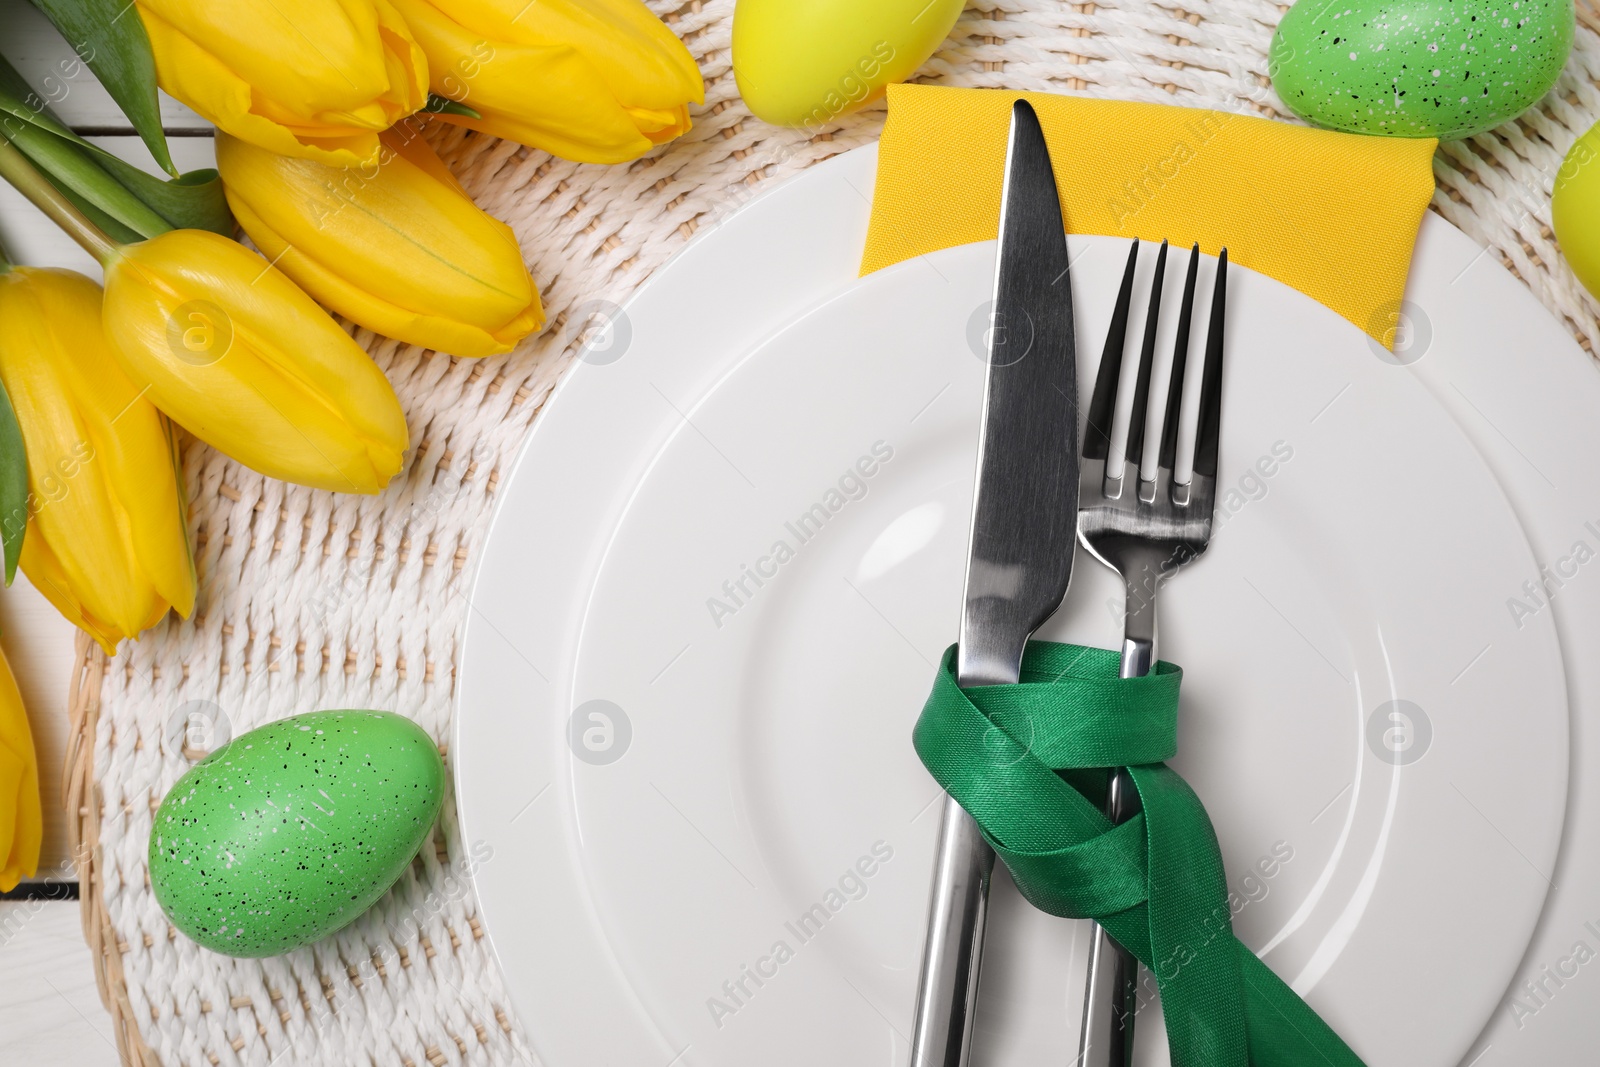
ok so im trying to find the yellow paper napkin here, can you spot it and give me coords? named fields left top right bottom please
left=862, top=85, right=1438, bottom=348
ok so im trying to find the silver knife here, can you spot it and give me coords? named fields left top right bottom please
left=909, top=97, right=1080, bottom=1067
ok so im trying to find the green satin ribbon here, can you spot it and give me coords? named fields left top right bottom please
left=913, top=641, right=1366, bottom=1067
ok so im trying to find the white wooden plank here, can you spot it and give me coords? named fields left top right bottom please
left=0, top=0, right=208, bottom=132
left=0, top=901, right=120, bottom=1065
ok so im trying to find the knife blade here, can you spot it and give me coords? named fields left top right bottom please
left=909, top=97, right=1079, bottom=1067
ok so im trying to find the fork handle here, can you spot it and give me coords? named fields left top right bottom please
left=1078, top=632, right=1153, bottom=1067
left=910, top=796, right=995, bottom=1067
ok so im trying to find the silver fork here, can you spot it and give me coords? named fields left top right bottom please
left=1075, top=238, right=1228, bottom=1067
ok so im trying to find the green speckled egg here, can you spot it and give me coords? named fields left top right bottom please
left=1271, top=0, right=1574, bottom=139
left=149, top=710, right=444, bottom=958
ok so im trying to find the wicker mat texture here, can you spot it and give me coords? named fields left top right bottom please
left=59, top=1, right=1600, bottom=1064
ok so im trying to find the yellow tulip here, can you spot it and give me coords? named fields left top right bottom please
left=0, top=267, right=196, bottom=653
left=101, top=230, right=409, bottom=494
left=0, top=646, right=39, bottom=892
left=390, top=0, right=704, bottom=163
left=214, top=129, right=543, bottom=357
left=136, top=0, right=429, bottom=167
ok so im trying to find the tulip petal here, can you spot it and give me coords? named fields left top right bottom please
left=629, top=103, right=693, bottom=145
left=374, top=0, right=432, bottom=117
left=22, top=533, right=126, bottom=654
left=137, top=0, right=429, bottom=167
left=0, top=649, right=40, bottom=890
left=156, top=418, right=198, bottom=619
left=141, top=8, right=386, bottom=167
left=0, top=642, right=40, bottom=890
left=434, top=0, right=703, bottom=109
left=138, top=0, right=393, bottom=114
left=232, top=200, right=537, bottom=355
left=383, top=125, right=470, bottom=196
left=102, top=232, right=408, bottom=494
left=392, top=0, right=696, bottom=163
left=0, top=268, right=196, bottom=649
left=216, top=130, right=542, bottom=356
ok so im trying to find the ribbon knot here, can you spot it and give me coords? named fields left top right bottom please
left=913, top=641, right=1366, bottom=1067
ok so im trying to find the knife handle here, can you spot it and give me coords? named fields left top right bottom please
left=909, top=794, right=995, bottom=1067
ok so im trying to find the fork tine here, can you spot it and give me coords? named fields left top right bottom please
left=1159, top=244, right=1201, bottom=474
left=1192, top=247, right=1229, bottom=480
left=1123, top=239, right=1168, bottom=483
left=1083, top=240, right=1139, bottom=461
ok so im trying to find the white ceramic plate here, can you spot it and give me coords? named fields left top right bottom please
left=456, top=147, right=1581, bottom=1067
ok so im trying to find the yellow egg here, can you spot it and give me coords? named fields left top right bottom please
left=1554, top=120, right=1600, bottom=304
left=733, top=0, right=965, bottom=128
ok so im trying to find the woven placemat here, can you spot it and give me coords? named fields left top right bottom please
left=60, top=1, right=1600, bottom=1064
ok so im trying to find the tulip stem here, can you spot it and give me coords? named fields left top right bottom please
left=0, top=136, right=119, bottom=265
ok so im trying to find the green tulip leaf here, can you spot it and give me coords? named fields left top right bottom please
left=0, top=374, right=28, bottom=585
left=53, top=179, right=143, bottom=244
left=96, top=156, right=231, bottom=235
left=28, top=0, right=176, bottom=176
left=0, top=55, right=232, bottom=238
left=426, top=94, right=481, bottom=120
left=5, top=120, right=169, bottom=236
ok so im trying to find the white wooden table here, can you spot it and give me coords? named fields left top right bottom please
left=2, top=3, right=214, bottom=1059
left=0, top=901, right=120, bottom=1064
